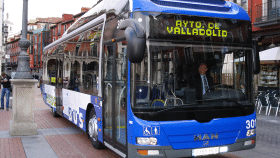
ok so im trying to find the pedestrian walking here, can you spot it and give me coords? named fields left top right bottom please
left=1, top=72, right=11, bottom=111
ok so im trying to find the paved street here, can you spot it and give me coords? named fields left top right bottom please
left=0, top=87, right=121, bottom=158
left=231, top=112, right=280, bottom=158
left=0, top=87, right=279, bottom=158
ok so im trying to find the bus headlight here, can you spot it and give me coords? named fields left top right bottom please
left=137, top=137, right=157, bottom=145
left=246, top=129, right=256, bottom=137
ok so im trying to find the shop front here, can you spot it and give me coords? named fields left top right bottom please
left=257, top=47, right=280, bottom=92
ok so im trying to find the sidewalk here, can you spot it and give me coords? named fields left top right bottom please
left=231, top=111, right=280, bottom=158
left=0, top=87, right=121, bottom=158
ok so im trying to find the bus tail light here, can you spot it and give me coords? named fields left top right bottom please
left=137, top=150, right=159, bottom=155
left=244, top=139, right=255, bottom=146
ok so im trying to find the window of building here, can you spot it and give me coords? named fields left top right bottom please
left=58, top=24, right=61, bottom=34
left=39, top=34, right=41, bottom=43
left=64, top=25, right=67, bottom=32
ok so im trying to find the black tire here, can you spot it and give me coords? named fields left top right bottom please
left=88, top=108, right=104, bottom=149
left=52, top=107, right=59, bottom=117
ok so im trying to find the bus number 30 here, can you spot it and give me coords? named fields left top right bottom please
left=246, top=119, right=256, bottom=129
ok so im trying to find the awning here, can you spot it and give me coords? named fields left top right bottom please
left=230, top=47, right=280, bottom=64
left=259, top=46, right=280, bottom=61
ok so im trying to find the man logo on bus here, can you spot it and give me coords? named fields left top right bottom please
left=194, top=133, right=218, bottom=141
left=203, top=141, right=209, bottom=147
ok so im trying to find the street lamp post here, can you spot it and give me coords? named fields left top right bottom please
left=9, top=0, right=38, bottom=136
left=13, top=0, right=33, bottom=79
left=3, top=24, right=8, bottom=74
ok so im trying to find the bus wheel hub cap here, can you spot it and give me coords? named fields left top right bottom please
left=89, top=115, right=98, bottom=141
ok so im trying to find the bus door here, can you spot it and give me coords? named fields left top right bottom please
left=103, top=40, right=127, bottom=153
left=55, top=58, right=63, bottom=115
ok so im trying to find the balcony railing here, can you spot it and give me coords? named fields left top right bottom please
left=256, top=0, right=280, bottom=22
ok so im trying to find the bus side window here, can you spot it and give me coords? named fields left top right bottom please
left=82, top=61, right=99, bottom=96
left=47, top=59, right=57, bottom=86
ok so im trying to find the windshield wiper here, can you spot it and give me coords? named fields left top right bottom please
left=149, top=103, right=199, bottom=117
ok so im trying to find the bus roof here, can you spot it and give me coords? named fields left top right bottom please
left=65, top=0, right=249, bottom=35
left=132, top=0, right=250, bottom=21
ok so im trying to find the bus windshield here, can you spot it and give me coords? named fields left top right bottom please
left=131, top=41, right=254, bottom=122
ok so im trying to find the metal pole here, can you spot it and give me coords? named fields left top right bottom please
left=5, top=38, right=7, bottom=74
left=14, top=0, right=33, bottom=79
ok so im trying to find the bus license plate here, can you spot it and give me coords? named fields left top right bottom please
left=192, top=147, right=219, bottom=156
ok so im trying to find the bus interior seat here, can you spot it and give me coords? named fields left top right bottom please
left=150, top=85, right=167, bottom=106
left=151, top=99, right=165, bottom=106
left=151, top=85, right=165, bottom=101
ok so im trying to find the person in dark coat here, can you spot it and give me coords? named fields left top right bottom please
left=0, top=72, right=11, bottom=111
left=190, top=63, right=213, bottom=100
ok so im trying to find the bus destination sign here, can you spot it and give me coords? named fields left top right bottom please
left=166, top=20, right=228, bottom=37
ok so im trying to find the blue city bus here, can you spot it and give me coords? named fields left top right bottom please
left=43, top=0, right=259, bottom=157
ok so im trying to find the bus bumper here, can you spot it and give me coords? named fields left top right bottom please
left=128, top=136, right=256, bottom=158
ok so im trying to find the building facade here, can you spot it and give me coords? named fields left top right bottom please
left=250, top=0, right=280, bottom=49
left=5, top=7, right=91, bottom=78
left=31, top=8, right=90, bottom=78
left=50, top=8, right=90, bottom=43
left=7, top=37, right=20, bottom=78
left=229, top=0, right=280, bottom=49
left=4, top=17, right=62, bottom=77
left=1, top=1, right=14, bottom=74
left=0, top=0, right=4, bottom=73
left=28, top=17, right=62, bottom=77
left=29, top=28, right=52, bottom=78
left=248, top=0, right=280, bottom=91
left=2, top=13, right=14, bottom=75
left=50, top=14, right=74, bottom=43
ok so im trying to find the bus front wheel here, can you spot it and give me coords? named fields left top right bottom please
left=88, top=108, right=104, bottom=149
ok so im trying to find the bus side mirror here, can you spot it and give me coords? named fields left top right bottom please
left=119, top=19, right=146, bottom=63
left=253, top=40, right=260, bottom=74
